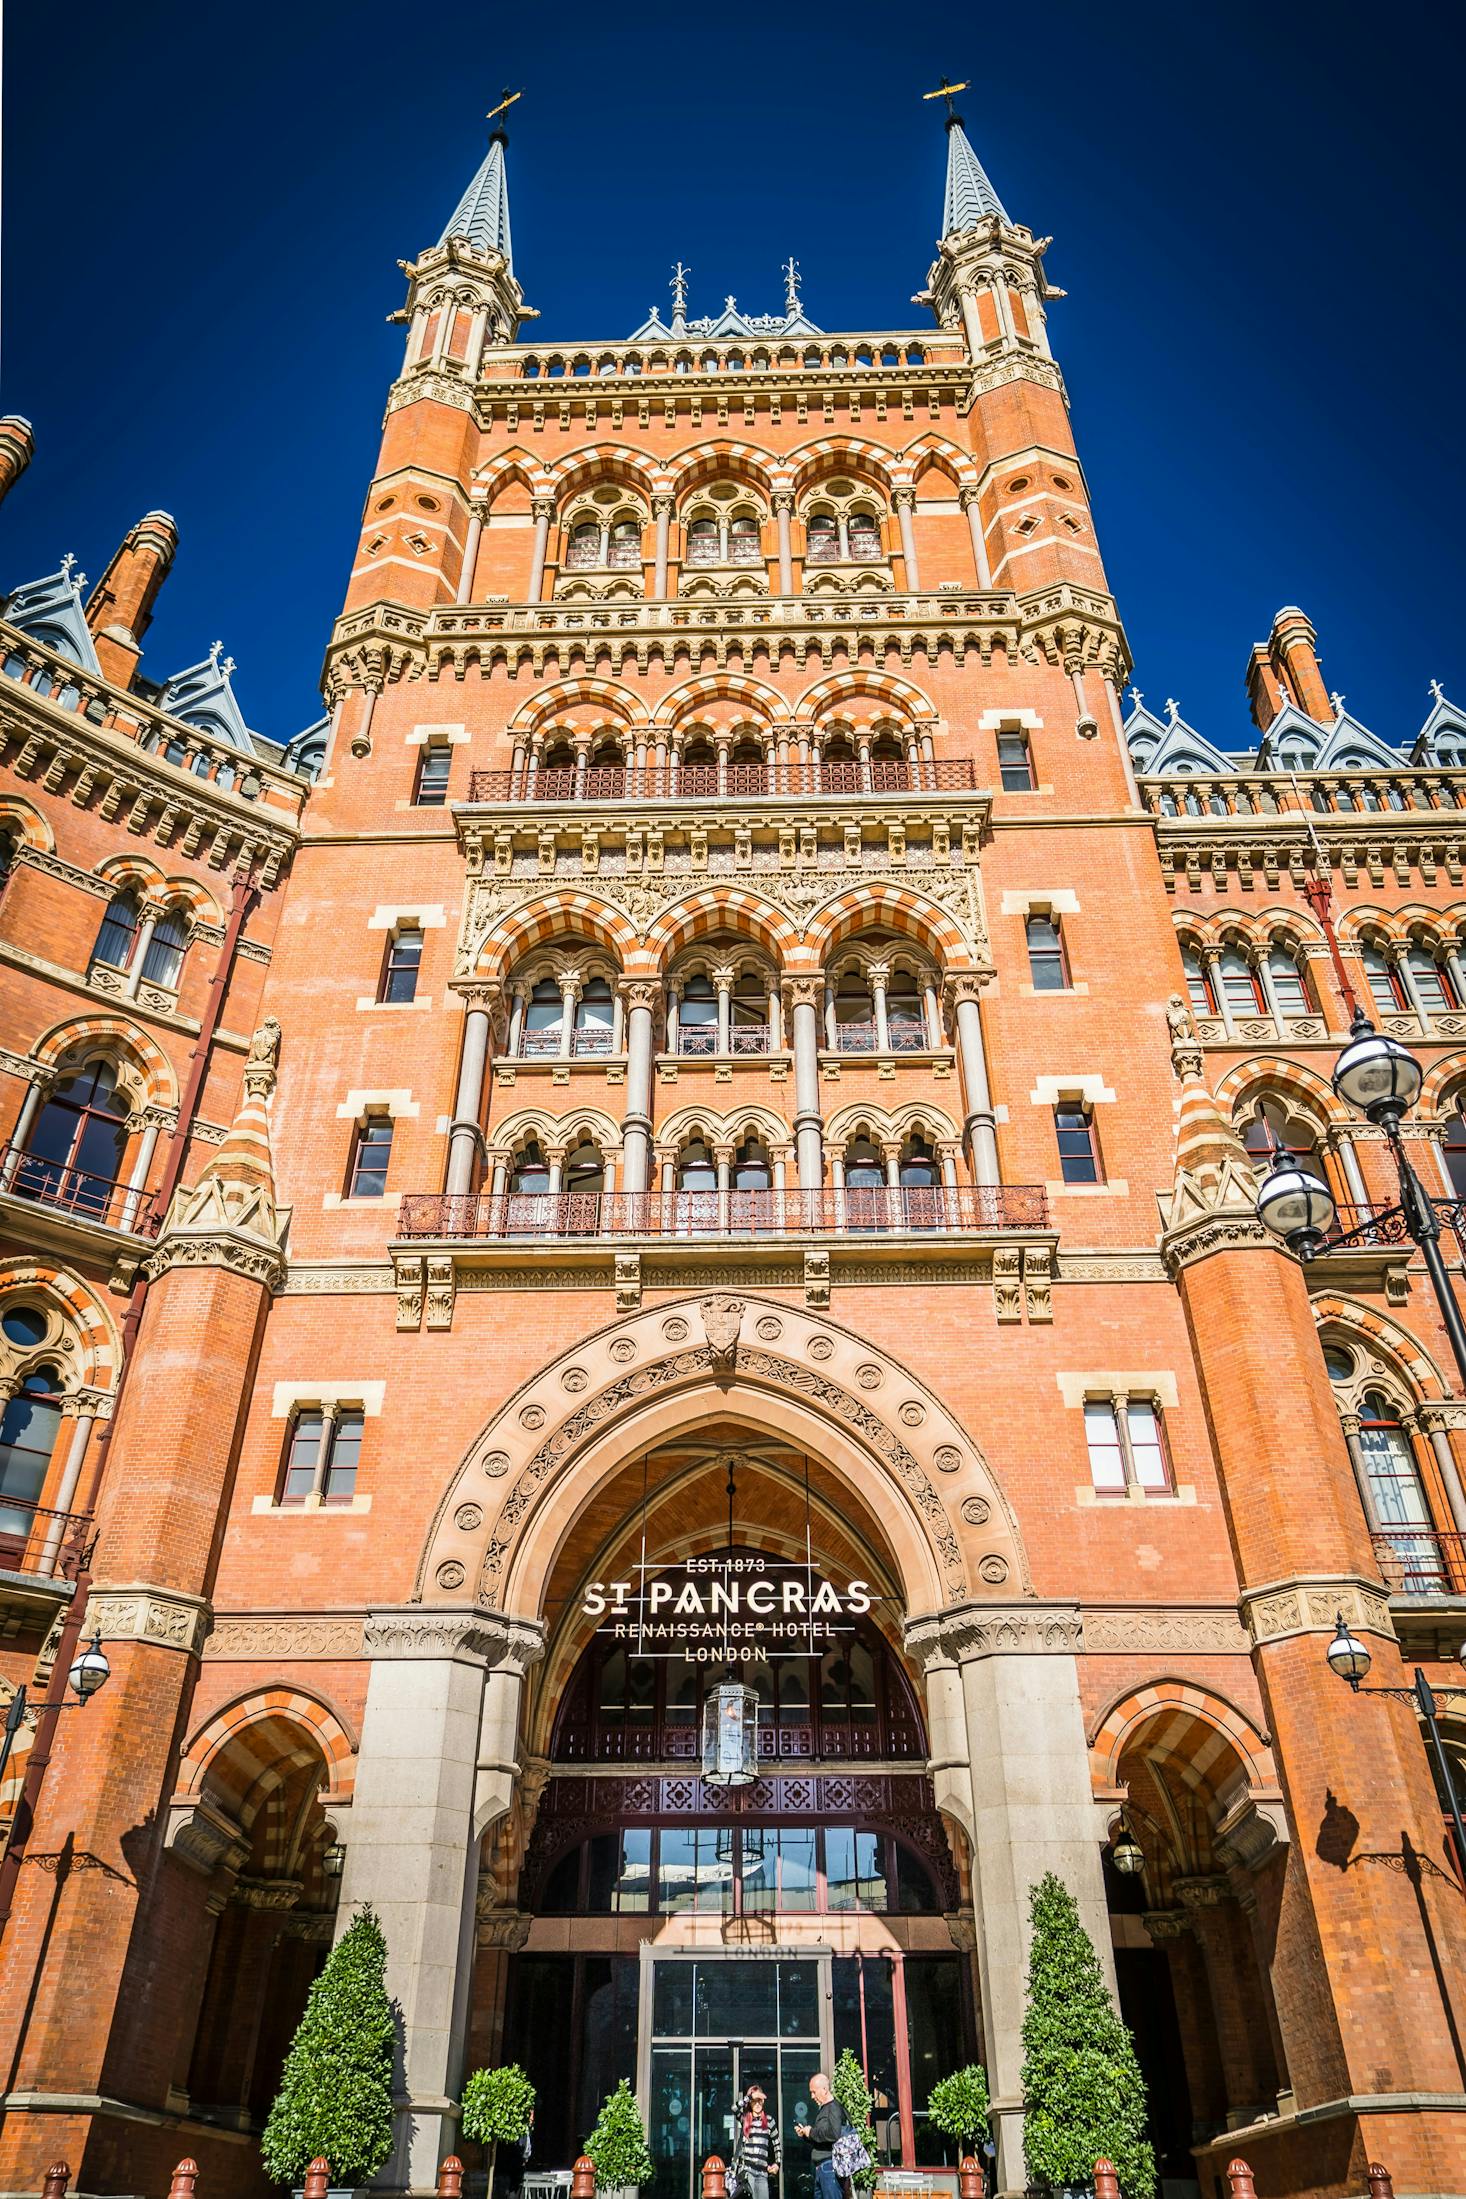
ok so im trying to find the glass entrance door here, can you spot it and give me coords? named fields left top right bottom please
left=642, top=1957, right=829, bottom=2199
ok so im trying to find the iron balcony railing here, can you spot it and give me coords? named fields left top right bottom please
left=1327, top=1201, right=1466, bottom=1263
left=464, top=758, right=979, bottom=803
left=397, top=1183, right=1048, bottom=1242
left=1372, top=1528, right=1466, bottom=1597
left=0, top=1491, right=94, bottom=1583
left=0, top=1144, right=160, bottom=1235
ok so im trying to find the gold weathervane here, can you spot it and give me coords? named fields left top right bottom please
left=921, top=77, right=969, bottom=118
left=487, top=88, right=524, bottom=126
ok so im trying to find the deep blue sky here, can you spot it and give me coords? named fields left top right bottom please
left=2, top=1, right=1461, bottom=750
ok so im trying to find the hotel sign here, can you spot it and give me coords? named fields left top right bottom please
left=583, top=1554, right=872, bottom=1659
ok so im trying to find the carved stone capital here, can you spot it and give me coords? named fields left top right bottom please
left=905, top=1600, right=1083, bottom=1669
left=364, top=1604, right=545, bottom=1673
left=145, top=1229, right=288, bottom=1294
left=618, top=979, right=662, bottom=1015
left=165, top=1795, right=249, bottom=1881
left=233, top=1876, right=304, bottom=1912
left=1143, top=1909, right=1192, bottom=1944
left=88, top=1582, right=213, bottom=1658
left=1159, top=1203, right=1276, bottom=1279
left=1174, top=1874, right=1233, bottom=1910
left=1240, top=1573, right=1396, bottom=1650
left=451, top=979, right=504, bottom=1013
left=943, top=972, right=987, bottom=1009
left=782, top=974, right=824, bottom=1009
left=475, top=1899, right=533, bottom=1951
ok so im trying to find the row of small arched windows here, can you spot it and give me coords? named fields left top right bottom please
left=520, top=346, right=926, bottom=378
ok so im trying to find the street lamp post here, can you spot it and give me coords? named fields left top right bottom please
left=1254, top=1008, right=1466, bottom=1391
left=0, top=1635, right=111, bottom=1804
left=1326, top=1613, right=1466, bottom=1886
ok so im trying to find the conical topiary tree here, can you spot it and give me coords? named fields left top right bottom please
left=261, top=1903, right=397, bottom=2187
left=584, top=2078, right=655, bottom=2192
left=831, top=2048, right=878, bottom=2192
left=1020, top=1873, right=1154, bottom=2199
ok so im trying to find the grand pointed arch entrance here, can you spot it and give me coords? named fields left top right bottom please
left=339, top=1295, right=1110, bottom=2198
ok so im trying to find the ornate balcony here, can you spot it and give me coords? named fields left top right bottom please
left=1373, top=1528, right=1466, bottom=1597
left=464, top=758, right=978, bottom=803
left=0, top=1492, right=93, bottom=1632
left=0, top=1145, right=160, bottom=1235
left=397, top=1183, right=1047, bottom=1242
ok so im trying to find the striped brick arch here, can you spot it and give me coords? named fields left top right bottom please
left=506, top=678, right=646, bottom=738
left=32, top=1014, right=178, bottom=1110
left=899, top=432, right=980, bottom=492
left=794, top=669, right=938, bottom=727
left=475, top=891, right=642, bottom=980
left=0, top=795, right=54, bottom=853
left=177, top=1690, right=357, bottom=1818
left=548, top=445, right=664, bottom=503
left=474, top=450, right=556, bottom=504
left=0, top=1259, right=121, bottom=1391
left=1211, top=1053, right=1346, bottom=1128
left=787, top=436, right=898, bottom=494
left=639, top=888, right=801, bottom=970
left=1089, top=1681, right=1276, bottom=1801
left=649, top=673, right=791, bottom=732
left=1422, top=1049, right=1466, bottom=1114
left=662, top=441, right=781, bottom=499
left=1309, top=1290, right=1450, bottom=1401
left=802, top=883, right=974, bottom=967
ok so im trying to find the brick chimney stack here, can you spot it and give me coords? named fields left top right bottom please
left=84, top=510, right=179, bottom=688
left=0, top=417, right=35, bottom=507
left=1246, top=605, right=1333, bottom=733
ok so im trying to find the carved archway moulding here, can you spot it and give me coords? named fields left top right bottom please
left=415, top=1293, right=1029, bottom=1621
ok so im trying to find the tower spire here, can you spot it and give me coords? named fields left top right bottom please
left=940, top=106, right=1009, bottom=235
left=439, top=89, right=521, bottom=265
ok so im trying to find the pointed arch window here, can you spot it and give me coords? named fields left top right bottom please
left=0, top=1365, right=63, bottom=1543
left=93, top=891, right=141, bottom=971
left=607, top=518, right=642, bottom=570
left=1361, top=944, right=1409, bottom=1014
left=510, top=1140, right=551, bottom=1196
left=1358, top=1390, right=1446, bottom=1591
left=686, top=517, right=720, bottom=567
left=1182, top=947, right=1217, bottom=1017
left=566, top=520, right=601, bottom=571
left=1442, top=1099, right=1466, bottom=1198
left=1218, top=948, right=1264, bottom=1016
left=1406, top=946, right=1457, bottom=1012
left=1241, top=1096, right=1323, bottom=1177
left=141, top=905, right=189, bottom=990
left=728, top=515, right=761, bottom=565
left=805, top=513, right=839, bottom=565
left=677, top=976, right=717, bottom=1056
left=676, top=1138, right=717, bottom=1193
left=1266, top=946, right=1311, bottom=1019
left=574, top=977, right=615, bottom=1057
left=20, top=1060, right=130, bottom=1214
left=848, top=509, right=882, bottom=561
left=844, top=1134, right=886, bottom=1232
left=523, top=979, right=566, bottom=1057
left=731, top=1135, right=771, bottom=1193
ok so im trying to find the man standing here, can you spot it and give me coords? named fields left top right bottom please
left=796, top=2073, right=844, bottom=2199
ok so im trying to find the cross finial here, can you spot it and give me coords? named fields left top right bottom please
left=783, top=256, right=802, bottom=316
left=922, top=75, right=971, bottom=121
left=60, top=551, right=76, bottom=579
left=1165, top=696, right=1180, bottom=723
left=209, top=639, right=225, bottom=666
left=221, top=654, right=236, bottom=677
left=1329, top=689, right=1346, bottom=715
left=1430, top=677, right=1446, bottom=705
left=1126, top=684, right=1144, bottom=710
left=486, top=86, right=522, bottom=134
left=670, top=261, right=690, bottom=318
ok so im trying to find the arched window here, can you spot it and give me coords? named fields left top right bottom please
left=1441, top=1099, right=1466, bottom=1198
left=0, top=829, right=17, bottom=896
left=562, top=1140, right=605, bottom=1232
left=1361, top=944, right=1408, bottom=1014
left=833, top=971, right=876, bottom=1051
left=574, top=977, right=615, bottom=1056
left=677, top=1138, right=717, bottom=1192
left=510, top=1140, right=551, bottom=1195
left=730, top=973, right=770, bottom=1053
left=899, top=1135, right=939, bottom=1189
left=1218, top=948, right=1264, bottom=1016
left=141, top=905, right=190, bottom=990
left=1182, top=947, right=1217, bottom=1017
left=19, top=1061, right=130, bottom=1214
left=0, top=1365, right=63, bottom=1545
left=93, top=891, right=140, bottom=970
left=1358, top=1390, right=1445, bottom=1591
left=566, top=520, right=601, bottom=570
left=1267, top=946, right=1311, bottom=1019
left=848, top=509, right=882, bottom=561
left=563, top=1141, right=605, bottom=1197
left=843, top=1134, right=886, bottom=1231
left=729, top=515, right=761, bottom=565
left=1406, top=945, right=1457, bottom=1012
left=886, top=971, right=926, bottom=1050
left=1240, top=1096, right=1323, bottom=1177
left=607, top=518, right=641, bottom=570
left=523, top=979, right=565, bottom=1057
left=687, top=516, right=720, bottom=566
left=806, top=512, right=839, bottom=565
left=678, top=975, right=717, bottom=1056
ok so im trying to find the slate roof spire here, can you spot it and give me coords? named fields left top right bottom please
left=942, top=109, right=1009, bottom=234
left=440, top=122, right=514, bottom=266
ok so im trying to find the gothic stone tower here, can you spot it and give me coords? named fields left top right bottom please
left=2, top=102, right=1465, bottom=2199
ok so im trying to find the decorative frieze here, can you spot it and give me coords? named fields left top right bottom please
left=1080, top=1605, right=1250, bottom=1657
left=1240, top=1574, right=1396, bottom=1649
left=88, top=1583, right=213, bottom=1658
left=363, top=1605, right=545, bottom=1673
left=905, top=1601, right=1084, bottom=1666
left=202, top=1614, right=366, bottom=1661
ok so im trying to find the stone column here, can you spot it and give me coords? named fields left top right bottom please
left=36, top=1399, right=97, bottom=1575
left=894, top=488, right=919, bottom=590
left=947, top=976, right=1000, bottom=1185
left=456, top=499, right=486, bottom=606
left=1418, top=1406, right=1466, bottom=1539
left=119, top=1115, right=161, bottom=1230
left=123, top=903, right=162, bottom=997
left=959, top=486, right=991, bottom=587
left=341, top=1609, right=543, bottom=2193
left=906, top=1606, right=1110, bottom=2196
left=774, top=491, right=794, bottom=595
left=785, top=977, right=825, bottom=1193
left=652, top=494, right=673, bottom=598
left=527, top=497, right=553, bottom=605
left=922, top=980, right=943, bottom=1049
left=446, top=985, right=498, bottom=1197
left=558, top=976, right=580, bottom=1059
left=1, top=1072, right=51, bottom=1183
left=714, top=967, right=734, bottom=1056
left=869, top=963, right=891, bottom=1054
left=620, top=980, right=659, bottom=1196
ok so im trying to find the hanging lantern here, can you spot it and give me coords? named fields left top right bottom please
left=702, top=1680, right=759, bottom=1787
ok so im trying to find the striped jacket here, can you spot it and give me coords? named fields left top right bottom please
left=734, top=2112, right=781, bottom=2175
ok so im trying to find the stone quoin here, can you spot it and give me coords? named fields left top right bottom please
left=0, top=91, right=1464, bottom=2199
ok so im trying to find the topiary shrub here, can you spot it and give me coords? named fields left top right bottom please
left=462, top=2063, right=536, bottom=2196
left=261, top=1903, right=397, bottom=2188
left=1020, top=1873, right=1155, bottom=2199
left=927, top=2065, right=990, bottom=2159
left=585, top=2078, right=655, bottom=2192
left=830, top=2049, right=879, bottom=2192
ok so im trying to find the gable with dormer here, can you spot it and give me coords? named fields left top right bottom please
left=3, top=564, right=102, bottom=676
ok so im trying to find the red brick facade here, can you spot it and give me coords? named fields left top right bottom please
left=0, top=115, right=1463, bottom=2199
